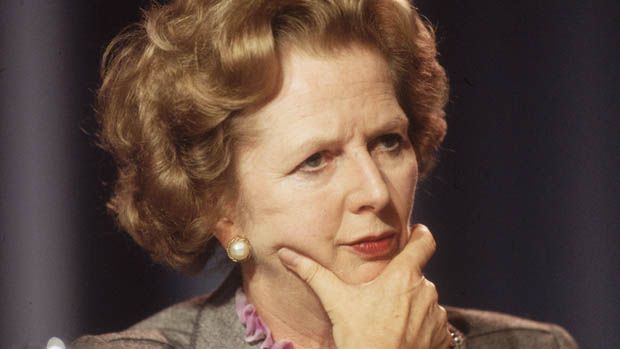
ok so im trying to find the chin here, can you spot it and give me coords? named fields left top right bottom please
left=343, top=259, right=391, bottom=284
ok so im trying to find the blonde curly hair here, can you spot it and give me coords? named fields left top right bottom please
left=97, top=0, right=449, bottom=272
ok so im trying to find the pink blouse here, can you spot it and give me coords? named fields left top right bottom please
left=235, top=288, right=295, bottom=349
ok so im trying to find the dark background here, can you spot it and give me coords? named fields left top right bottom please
left=1, top=0, right=618, bottom=348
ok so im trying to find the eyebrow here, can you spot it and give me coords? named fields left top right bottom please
left=375, top=116, right=409, bottom=134
left=288, top=115, right=409, bottom=158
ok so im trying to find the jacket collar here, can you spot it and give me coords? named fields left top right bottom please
left=194, top=266, right=467, bottom=348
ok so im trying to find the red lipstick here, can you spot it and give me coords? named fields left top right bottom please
left=347, top=232, right=397, bottom=258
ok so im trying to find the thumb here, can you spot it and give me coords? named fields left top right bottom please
left=277, top=247, right=345, bottom=305
left=387, top=223, right=437, bottom=275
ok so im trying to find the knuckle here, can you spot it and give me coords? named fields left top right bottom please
left=411, top=274, right=429, bottom=289
left=414, top=223, right=428, bottom=233
left=431, top=289, right=439, bottom=304
left=423, top=229, right=437, bottom=253
left=414, top=225, right=437, bottom=255
left=423, top=280, right=439, bottom=303
left=424, top=278, right=437, bottom=292
left=437, top=305, right=448, bottom=323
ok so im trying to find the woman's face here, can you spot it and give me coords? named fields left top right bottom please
left=230, top=44, right=418, bottom=285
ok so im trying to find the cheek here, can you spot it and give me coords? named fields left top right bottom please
left=385, top=154, right=418, bottom=212
left=240, top=179, right=340, bottom=260
left=398, top=165, right=417, bottom=210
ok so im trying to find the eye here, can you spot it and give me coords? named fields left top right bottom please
left=375, top=133, right=404, bottom=152
left=298, top=152, right=330, bottom=173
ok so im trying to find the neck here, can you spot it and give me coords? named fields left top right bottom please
left=242, top=265, right=336, bottom=349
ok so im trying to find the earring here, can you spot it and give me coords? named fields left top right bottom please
left=226, top=236, right=252, bottom=262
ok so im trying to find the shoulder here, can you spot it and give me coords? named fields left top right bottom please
left=446, top=306, right=579, bottom=349
left=71, top=270, right=246, bottom=349
left=71, top=329, right=175, bottom=349
left=71, top=295, right=209, bottom=349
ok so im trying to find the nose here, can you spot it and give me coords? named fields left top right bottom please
left=345, top=149, right=391, bottom=214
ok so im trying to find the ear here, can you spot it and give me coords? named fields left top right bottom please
left=213, top=216, right=239, bottom=249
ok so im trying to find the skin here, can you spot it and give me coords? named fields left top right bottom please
left=214, top=44, right=448, bottom=348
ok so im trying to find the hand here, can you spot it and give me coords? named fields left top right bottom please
left=277, top=224, right=451, bottom=349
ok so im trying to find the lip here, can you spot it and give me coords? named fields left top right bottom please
left=343, top=231, right=398, bottom=258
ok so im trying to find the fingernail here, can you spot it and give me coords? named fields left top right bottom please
left=277, top=247, right=300, bottom=267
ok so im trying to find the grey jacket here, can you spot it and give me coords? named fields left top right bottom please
left=73, top=271, right=578, bottom=349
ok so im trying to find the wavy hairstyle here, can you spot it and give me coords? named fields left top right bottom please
left=98, top=0, right=449, bottom=272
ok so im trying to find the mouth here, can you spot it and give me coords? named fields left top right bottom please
left=344, top=231, right=398, bottom=259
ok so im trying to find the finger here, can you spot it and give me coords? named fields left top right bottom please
left=277, top=247, right=345, bottom=305
left=434, top=327, right=452, bottom=349
left=431, top=305, right=450, bottom=348
left=411, top=284, right=447, bottom=348
left=423, top=279, right=440, bottom=314
left=389, top=223, right=436, bottom=274
left=402, top=277, right=438, bottom=344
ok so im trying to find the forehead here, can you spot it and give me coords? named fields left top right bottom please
left=247, top=44, right=399, bottom=133
left=280, top=44, right=393, bottom=103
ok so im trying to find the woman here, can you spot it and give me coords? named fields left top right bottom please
left=74, top=0, right=578, bottom=348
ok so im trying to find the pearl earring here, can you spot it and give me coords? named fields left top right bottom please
left=226, top=236, right=252, bottom=262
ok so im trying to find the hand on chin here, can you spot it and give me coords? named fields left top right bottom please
left=335, top=258, right=392, bottom=285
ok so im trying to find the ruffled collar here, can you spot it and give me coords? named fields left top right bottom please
left=235, top=288, right=295, bottom=349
